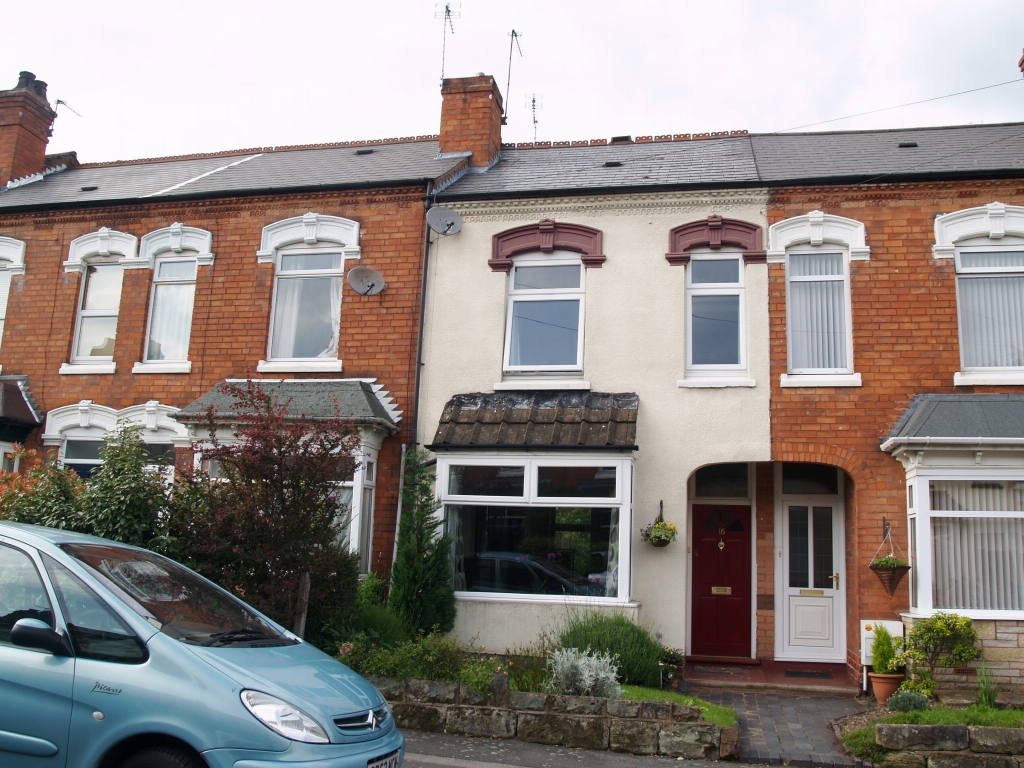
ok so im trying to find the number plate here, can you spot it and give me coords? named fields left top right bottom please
left=368, top=749, right=401, bottom=768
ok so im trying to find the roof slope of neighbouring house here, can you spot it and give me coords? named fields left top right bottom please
left=887, top=394, right=1024, bottom=442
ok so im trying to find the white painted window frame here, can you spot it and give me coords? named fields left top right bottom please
left=685, top=248, right=746, bottom=378
left=0, top=441, right=20, bottom=473
left=255, top=213, right=360, bottom=374
left=503, top=252, right=586, bottom=374
left=68, top=260, right=124, bottom=371
left=905, top=466, right=1024, bottom=620
left=437, top=454, right=633, bottom=605
left=136, top=254, right=199, bottom=373
left=784, top=245, right=855, bottom=376
left=951, top=237, right=1024, bottom=386
left=0, top=236, right=26, bottom=373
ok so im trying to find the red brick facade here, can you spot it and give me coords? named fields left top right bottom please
left=767, top=179, right=1024, bottom=675
left=0, top=185, right=430, bottom=576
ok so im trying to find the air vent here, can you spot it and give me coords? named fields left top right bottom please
left=80, top=186, right=98, bottom=191
left=355, top=148, right=374, bottom=155
left=604, top=161, right=623, bottom=168
left=898, top=142, right=918, bottom=148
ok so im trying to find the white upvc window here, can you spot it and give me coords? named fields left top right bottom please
left=785, top=248, right=853, bottom=375
left=144, top=256, right=197, bottom=364
left=686, top=249, right=745, bottom=376
left=268, top=248, right=345, bottom=363
left=71, top=262, right=124, bottom=365
left=503, top=252, right=585, bottom=373
left=955, top=247, right=1024, bottom=375
left=438, top=455, right=632, bottom=604
left=908, top=472, right=1024, bottom=619
left=1, top=441, right=19, bottom=473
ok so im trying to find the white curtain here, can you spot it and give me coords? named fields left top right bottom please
left=0, top=271, right=10, bottom=353
left=320, top=276, right=343, bottom=359
left=359, top=487, right=374, bottom=573
left=789, top=254, right=847, bottom=370
left=271, top=276, right=342, bottom=359
left=959, top=275, right=1024, bottom=368
left=932, top=517, right=1024, bottom=610
left=930, top=480, right=1024, bottom=512
left=605, top=509, right=619, bottom=598
left=147, top=283, right=195, bottom=361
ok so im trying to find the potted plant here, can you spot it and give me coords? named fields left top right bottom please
left=868, top=624, right=904, bottom=705
left=641, top=502, right=678, bottom=548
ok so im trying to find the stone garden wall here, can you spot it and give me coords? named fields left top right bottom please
left=875, top=724, right=1024, bottom=768
left=367, top=675, right=738, bottom=759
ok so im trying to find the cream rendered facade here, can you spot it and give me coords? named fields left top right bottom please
left=418, top=189, right=772, bottom=652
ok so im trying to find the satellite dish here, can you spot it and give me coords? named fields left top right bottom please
left=347, top=266, right=387, bottom=296
left=426, top=206, right=463, bottom=236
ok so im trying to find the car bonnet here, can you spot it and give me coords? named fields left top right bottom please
left=185, top=641, right=384, bottom=727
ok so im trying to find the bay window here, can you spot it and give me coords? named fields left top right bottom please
left=440, top=457, right=631, bottom=601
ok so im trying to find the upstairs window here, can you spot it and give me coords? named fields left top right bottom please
left=504, top=253, right=585, bottom=372
left=0, top=270, right=10, bottom=353
left=270, top=250, right=345, bottom=361
left=955, top=249, right=1024, bottom=370
left=786, top=251, right=851, bottom=373
left=73, top=263, right=124, bottom=363
left=145, top=257, right=197, bottom=363
left=687, top=250, right=744, bottom=373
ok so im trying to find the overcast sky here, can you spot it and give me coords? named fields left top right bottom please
left=4, top=0, right=1024, bottom=163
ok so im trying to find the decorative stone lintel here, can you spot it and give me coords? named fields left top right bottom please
left=491, top=219, right=606, bottom=272
left=666, top=215, right=765, bottom=266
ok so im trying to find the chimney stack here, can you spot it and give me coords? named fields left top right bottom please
left=439, top=75, right=504, bottom=168
left=0, top=71, right=57, bottom=187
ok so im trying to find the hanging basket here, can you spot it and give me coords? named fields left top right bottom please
left=870, top=564, right=911, bottom=597
left=651, top=538, right=671, bottom=548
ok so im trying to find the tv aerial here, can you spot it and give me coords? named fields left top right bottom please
left=426, top=206, right=464, bottom=236
left=347, top=266, right=387, bottom=296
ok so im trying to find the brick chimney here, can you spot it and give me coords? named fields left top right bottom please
left=0, top=72, right=57, bottom=187
left=439, top=75, right=504, bottom=168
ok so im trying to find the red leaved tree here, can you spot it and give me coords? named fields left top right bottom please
left=168, top=379, right=361, bottom=642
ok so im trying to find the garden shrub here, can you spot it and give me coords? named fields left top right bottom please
left=506, top=634, right=556, bottom=693
left=558, top=610, right=661, bottom=687
left=358, top=572, right=387, bottom=608
left=897, top=613, right=979, bottom=698
left=355, top=603, right=412, bottom=647
left=871, top=625, right=899, bottom=675
left=978, top=660, right=999, bottom=708
left=887, top=689, right=929, bottom=712
left=546, top=647, right=621, bottom=698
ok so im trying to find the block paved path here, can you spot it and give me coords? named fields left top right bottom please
left=694, top=689, right=866, bottom=766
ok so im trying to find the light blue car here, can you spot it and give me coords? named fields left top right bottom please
left=0, top=522, right=404, bottom=768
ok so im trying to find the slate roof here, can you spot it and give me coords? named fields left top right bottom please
left=0, top=376, right=41, bottom=426
left=440, top=123, right=1024, bottom=199
left=429, top=391, right=638, bottom=450
left=176, top=380, right=399, bottom=434
left=0, top=141, right=464, bottom=210
left=886, top=394, right=1024, bottom=443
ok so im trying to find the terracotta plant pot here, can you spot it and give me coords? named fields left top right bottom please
left=651, top=539, right=671, bottom=548
left=870, top=564, right=912, bottom=597
left=868, top=672, right=905, bottom=705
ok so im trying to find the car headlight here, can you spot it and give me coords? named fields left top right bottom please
left=240, top=690, right=330, bottom=743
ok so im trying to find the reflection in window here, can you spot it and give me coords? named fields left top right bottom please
left=505, top=258, right=584, bottom=371
left=0, top=544, right=53, bottom=643
left=270, top=251, right=344, bottom=360
left=449, top=465, right=525, bottom=496
left=536, top=466, right=615, bottom=498
left=146, top=258, right=197, bottom=362
left=74, top=263, right=124, bottom=360
left=449, top=505, right=618, bottom=597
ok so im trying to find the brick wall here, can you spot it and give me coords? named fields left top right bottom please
left=0, top=185, right=429, bottom=576
left=768, top=178, right=1024, bottom=676
left=755, top=461, right=775, bottom=658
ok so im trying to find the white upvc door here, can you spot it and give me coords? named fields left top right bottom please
left=777, top=495, right=846, bottom=662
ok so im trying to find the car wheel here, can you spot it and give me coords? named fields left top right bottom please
left=118, top=745, right=205, bottom=768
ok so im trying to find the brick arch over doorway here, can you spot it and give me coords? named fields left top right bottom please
left=489, top=219, right=606, bottom=272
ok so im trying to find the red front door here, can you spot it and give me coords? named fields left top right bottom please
left=691, top=504, right=751, bottom=658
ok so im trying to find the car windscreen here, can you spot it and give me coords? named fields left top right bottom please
left=58, top=544, right=296, bottom=647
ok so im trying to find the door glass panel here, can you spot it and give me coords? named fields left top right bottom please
left=0, top=545, right=53, bottom=643
left=812, top=506, right=834, bottom=589
left=788, top=506, right=809, bottom=588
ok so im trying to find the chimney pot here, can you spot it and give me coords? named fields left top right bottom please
left=16, top=71, right=34, bottom=89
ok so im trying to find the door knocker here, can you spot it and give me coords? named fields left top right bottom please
left=718, top=540, right=725, bottom=551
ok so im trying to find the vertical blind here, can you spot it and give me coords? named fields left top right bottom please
left=788, top=253, right=848, bottom=371
left=958, top=275, right=1024, bottom=368
left=930, top=480, right=1024, bottom=611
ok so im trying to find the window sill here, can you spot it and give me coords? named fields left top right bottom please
left=678, top=377, right=756, bottom=388
left=132, top=361, right=192, bottom=374
left=494, top=379, right=591, bottom=391
left=257, top=359, right=344, bottom=373
left=59, top=362, right=116, bottom=375
left=954, top=371, right=1024, bottom=386
left=780, top=372, right=862, bottom=388
left=455, top=591, right=638, bottom=607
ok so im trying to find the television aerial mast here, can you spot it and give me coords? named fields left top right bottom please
left=435, top=3, right=461, bottom=84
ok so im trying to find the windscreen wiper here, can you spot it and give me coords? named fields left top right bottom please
left=204, top=628, right=274, bottom=647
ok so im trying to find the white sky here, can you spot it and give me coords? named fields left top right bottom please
left=4, top=0, right=1024, bottom=163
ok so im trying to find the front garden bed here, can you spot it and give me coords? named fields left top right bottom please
left=367, top=674, right=739, bottom=759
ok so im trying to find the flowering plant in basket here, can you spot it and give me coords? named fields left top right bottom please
left=640, top=504, right=677, bottom=546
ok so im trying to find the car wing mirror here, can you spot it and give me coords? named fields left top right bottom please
left=11, top=618, right=73, bottom=656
